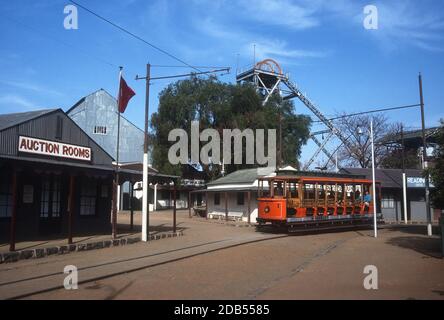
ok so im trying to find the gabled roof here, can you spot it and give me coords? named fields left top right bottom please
left=207, top=167, right=276, bottom=186
left=66, top=88, right=144, bottom=134
left=66, top=88, right=114, bottom=115
left=0, top=109, right=58, bottom=132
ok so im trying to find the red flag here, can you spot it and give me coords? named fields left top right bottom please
left=118, top=76, right=136, bottom=113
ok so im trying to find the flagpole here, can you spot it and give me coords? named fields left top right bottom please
left=112, top=66, right=123, bottom=239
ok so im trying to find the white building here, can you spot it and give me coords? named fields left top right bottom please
left=204, top=167, right=276, bottom=223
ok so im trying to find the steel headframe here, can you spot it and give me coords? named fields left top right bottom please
left=236, top=59, right=353, bottom=170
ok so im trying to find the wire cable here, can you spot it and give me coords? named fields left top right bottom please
left=69, top=0, right=203, bottom=73
left=312, top=104, right=421, bottom=123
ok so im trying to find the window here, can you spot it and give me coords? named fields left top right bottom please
left=237, top=192, right=244, bottom=206
left=214, top=193, right=220, bottom=205
left=40, top=178, right=50, bottom=218
left=0, top=176, right=12, bottom=218
left=382, top=195, right=395, bottom=209
left=288, top=182, right=299, bottom=198
left=52, top=178, right=61, bottom=217
left=40, top=176, right=61, bottom=218
left=80, top=178, right=97, bottom=216
left=55, top=116, right=63, bottom=140
left=93, top=126, right=107, bottom=135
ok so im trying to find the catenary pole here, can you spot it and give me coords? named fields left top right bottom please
left=142, top=63, right=151, bottom=242
left=370, top=118, right=377, bottom=238
left=401, top=124, right=408, bottom=224
left=419, top=73, right=433, bottom=236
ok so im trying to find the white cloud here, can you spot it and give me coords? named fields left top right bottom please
left=238, top=0, right=320, bottom=30
left=199, top=18, right=329, bottom=63
left=360, top=1, right=444, bottom=52
left=0, top=94, right=40, bottom=110
left=0, top=80, right=63, bottom=96
left=251, top=40, right=329, bottom=60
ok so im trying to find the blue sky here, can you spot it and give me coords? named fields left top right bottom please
left=0, top=0, right=443, bottom=164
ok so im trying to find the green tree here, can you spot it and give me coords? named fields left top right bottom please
left=429, top=120, right=444, bottom=209
left=150, top=76, right=311, bottom=180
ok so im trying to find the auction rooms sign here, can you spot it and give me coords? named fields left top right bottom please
left=18, top=136, right=91, bottom=162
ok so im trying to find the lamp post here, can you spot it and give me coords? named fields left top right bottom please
left=370, top=119, right=377, bottom=238
left=401, top=124, right=408, bottom=224
left=418, top=73, right=432, bottom=236
left=358, top=119, right=378, bottom=238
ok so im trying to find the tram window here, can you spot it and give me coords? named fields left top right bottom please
left=337, top=185, right=344, bottom=203
left=274, top=182, right=284, bottom=197
left=354, top=185, right=362, bottom=201
left=327, top=185, right=335, bottom=199
left=363, top=185, right=370, bottom=194
left=345, top=185, right=353, bottom=200
left=318, top=184, right=325, bottom=199
left=261, top=180, right=270, bottom=197
left=288, top=182, right=299, bottom=198
left=304, top=184, right=315, bottom=199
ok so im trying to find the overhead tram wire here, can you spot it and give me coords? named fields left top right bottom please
left=280, top=103, right=421, bottom=124
left=312, top=104, right=421, bottom=123
left=69, top=0, right=203, bottom=74
left=151, top=65, right=230, bottom=69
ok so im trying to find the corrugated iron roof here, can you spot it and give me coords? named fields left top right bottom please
left=207, top=167, right=275, bottom=186
left=380, top=127, right=440, bottom=145
left=340, top=168, right=423, bottom=189
left=0, top=109, right=58, bottom=132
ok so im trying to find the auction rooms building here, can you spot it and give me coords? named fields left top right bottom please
left=0, top=109, right=116, bottom=249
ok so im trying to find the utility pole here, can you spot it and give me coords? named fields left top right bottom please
left=401, top=124, right=408, bottom=224
left=135, top=65, right=230, bottom=242
left=419, top=73, right=433, bottom=236
left=278, top=111, right=282, bottom=168
left=139, top=63, right=151, bottom=242
left=370, top=119, right=377, bottom=238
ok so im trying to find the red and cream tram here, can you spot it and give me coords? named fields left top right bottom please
left=257, top=172, right=384, bottom=231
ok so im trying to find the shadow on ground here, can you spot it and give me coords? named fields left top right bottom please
left=117, top=222, right=187, bottom=235
left=382, top=224, right=441, bottom=236
left=0, top=222, right=187, bottom=249
left=386, top=235, right=443, bottom=259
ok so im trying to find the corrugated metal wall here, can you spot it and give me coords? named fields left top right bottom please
left=0, top=110, right=113, bottom=166
left=68, top=90, right=145, bottom=163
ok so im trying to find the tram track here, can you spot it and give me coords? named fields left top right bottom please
left=246, top=236, right=350, bottom=299
left=1, top=233, right=292, bottom=300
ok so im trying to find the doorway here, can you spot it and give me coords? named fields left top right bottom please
left=39, top=175, right=62, bottom=235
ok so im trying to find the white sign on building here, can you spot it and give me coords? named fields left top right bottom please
left=18, top=136, right=92, bottom=162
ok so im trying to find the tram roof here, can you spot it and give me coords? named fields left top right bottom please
left=275, top=170, right=367, bottom=179
left=260, top=171, right=375, bottom=183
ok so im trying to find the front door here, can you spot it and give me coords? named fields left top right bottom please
left=39, top=175, right=62, bottom=235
